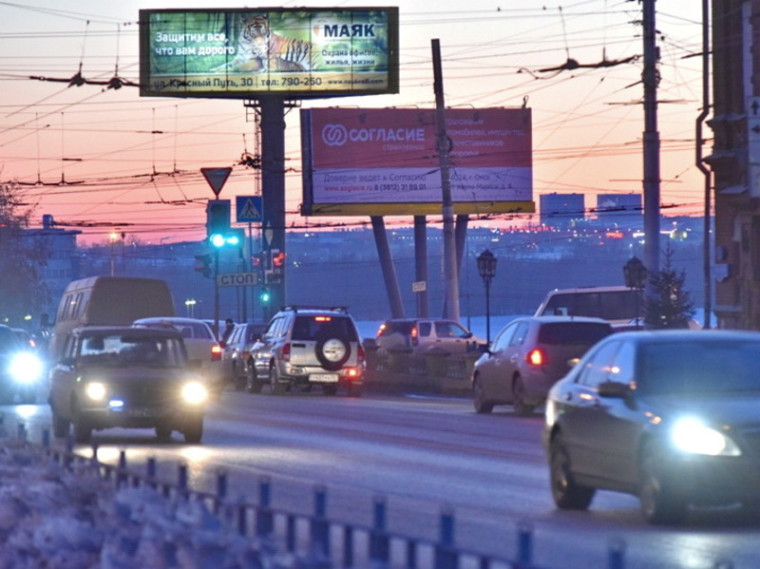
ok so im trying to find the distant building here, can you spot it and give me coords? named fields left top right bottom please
left=539, top=193, right=585, bottom=227
left=25, top=214, right=81, bottom=321
left=594, top=193, right=642, bottom=227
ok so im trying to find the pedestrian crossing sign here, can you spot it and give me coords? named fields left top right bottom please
left=236, top=196, right=262, bottom=222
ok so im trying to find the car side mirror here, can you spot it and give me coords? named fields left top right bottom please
left=598, top=381, right=632, bottom=399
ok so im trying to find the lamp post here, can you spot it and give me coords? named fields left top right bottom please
left=623, top=256, right=647, bottom=329
left=185, top=299, right=196, bottom=318
left=477, top=249, right=497, bottom=344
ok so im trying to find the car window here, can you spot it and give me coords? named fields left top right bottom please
left=79, top=334, right=186, bottom=367
left=576, top=340, right=621, bottom=388
left=610, top=341, right=635, bottom=384
left=265, top=316, right=284, bottom=339
left=491, top=323, right=516, bottom=352
left=537, top=322, right=612, bottom=346
left=509, top=322, right=529, bottom=347
left=292, top=315, right=358, bottom=341
left=0, top=327, right=20, bottom=354
left=434, top=321, right=470, bottom=339
left=418, top=322, right=432, bottom=338
left=638, top=340, right=760, bottom=394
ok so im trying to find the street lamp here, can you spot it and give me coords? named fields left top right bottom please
left=477, top=249, right=497, bottom=344
left=185, top=299, right=197, bottom=318
left=623, top=256, right=647, bottom=328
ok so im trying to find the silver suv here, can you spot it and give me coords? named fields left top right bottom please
left=248, top=306, right=364, bottom=396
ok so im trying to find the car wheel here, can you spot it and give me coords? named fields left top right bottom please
left=347, top=383, right=362, bottom=397
left=246, top=368, right=263, bottom=394
left=639, top=443, right=687, bottom=524
left=51, top=407, right=69, bottom=438
left=269, top=364, right=285, bottom=395
left=315, top=337, right=351, bottom=371
left=512, top=376, right=535, bottom=417
left=322, top=384, right=338, bottom=396
left=549, top=433, right=595, bottom=510
left=72, top=412, right=92, bottom=445
left=183, top=415, right=203, bottom=444
left=472, top=377, right=494, bottom=414
left=155, top=424, right=172, bottom=441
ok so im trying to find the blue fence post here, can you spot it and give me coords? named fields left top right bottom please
left=41, top=428, right=50, bottom=449
left=215, top=468, right=228, bottom=514
left=177, top=462, right=188, bottom=497
left=517, top=521, right=533, bottom=568
left=237, top=500, right=247, bottom=536
left=369, top=496, right=390, bottom=563
left=343, top=526, right=354, bottom=568
left=117, top=449, right=128, bottom=487
left=434, top=507, right=457, bottom=569
left=256, top=476, right=273, bottom=537
left=608, top=537, right=625, bottom=569
left=310, top=485, right=330, bottom=558
left=16, top=422, right=25, bottom=442
left=146, top=456, right=157, bottom=488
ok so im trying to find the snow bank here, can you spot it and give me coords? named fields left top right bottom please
left=0, top=439, right=329, bottom=569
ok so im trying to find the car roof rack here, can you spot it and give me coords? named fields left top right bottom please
left=281, top=305, right=349, bottom=314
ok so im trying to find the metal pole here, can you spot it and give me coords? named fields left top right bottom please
left=696, top=0, right=712, bottom=329
left=432, top=39, right=460, bottom=322
left=213, top=249, right=220, bottom=339
left=642, top=0, right=661, bottom=281
left=485, top=278, right=491, bottom=344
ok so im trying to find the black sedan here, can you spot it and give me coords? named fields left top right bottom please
left=543, top=329, right=760, bottom=524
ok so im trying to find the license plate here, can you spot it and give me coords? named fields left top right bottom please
left=128, top=407, right=156, bottom=418
left=310, top=374, right=339, bottom=383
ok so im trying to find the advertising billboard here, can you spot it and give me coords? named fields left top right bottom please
left=301, top=107, right=534, bottom=216
left=139, top=8, right=399, bottom=98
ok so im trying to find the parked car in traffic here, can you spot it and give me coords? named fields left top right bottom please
left=543, top=329, right=760, bottom=524
left=373, top=318, right=484, bottom=373
left=132, top=317, right=224, bottom=396
left=0, top=324, right=45, bottom=403
left=221, top=322, right=267, bottom=390
left=48, top=326, right=209, bottom=444
left=471, top=316, right=612, bottom=416
left=249, top=306, right=364, bottom=396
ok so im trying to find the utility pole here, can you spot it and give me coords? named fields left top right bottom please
left=432, top=39, right=460, bottom=322
left=642, top=0, right=661, bottom=281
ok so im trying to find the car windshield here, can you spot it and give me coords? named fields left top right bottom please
left=537, top=322, right=611, bottom=346
left=637, top=340, right=760, bottom=394
left=543, top=290, right=639, bottom=321
left=79, top=334, right=187, bottom=367
left=292, top=316, right=358, bottom=341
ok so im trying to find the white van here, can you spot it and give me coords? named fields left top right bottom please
left=534, top=285, right=642, bottom=329
left=50, top=276, right=175, bottom=360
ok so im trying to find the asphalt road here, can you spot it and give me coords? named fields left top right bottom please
left=12, top=390, right=760, bottom=569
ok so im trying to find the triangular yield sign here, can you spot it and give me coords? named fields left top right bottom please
left=201, top=167, right=232, bottom=197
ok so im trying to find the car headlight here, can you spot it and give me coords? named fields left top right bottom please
left=181, top=381, right=208, bottom=405
left=670, top=417, right=741, bottom=457
left=9, top=352, right=44, bottom=384
left=84, top=382, right=107, bottom=401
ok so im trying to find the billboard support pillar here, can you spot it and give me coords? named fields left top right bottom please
left=371, top=216, right=405, bottom=319
left=414, top=216, right=429, bottom=318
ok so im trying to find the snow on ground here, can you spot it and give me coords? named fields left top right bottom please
left=0, top=434, right=326, bottom=569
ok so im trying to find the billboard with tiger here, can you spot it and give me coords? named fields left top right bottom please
left=139, top=8, right=399, bottom=98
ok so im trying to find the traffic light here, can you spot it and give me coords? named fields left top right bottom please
left=259, top=288, right=271, bottom=304
left=194, top=254, right=212, bottom=278
left=206, top=200, right=230, bottom=244
left=272, top=250, right=285, bottom=268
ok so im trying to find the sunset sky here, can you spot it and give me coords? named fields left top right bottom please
left=0, top=0, right=705, bottom=245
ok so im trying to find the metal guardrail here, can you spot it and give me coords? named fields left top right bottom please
left=6, top=419, right=738, bottom=569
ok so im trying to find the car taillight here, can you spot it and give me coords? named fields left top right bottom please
left=527, top=348, right=545, bottom=366
left=411, top=327, right=418, bottom=347
left=376, top=323, right=386, bottom=337
left=282, top=343, right=291, bottom=361
left=211, top=344, right=223, bottom=361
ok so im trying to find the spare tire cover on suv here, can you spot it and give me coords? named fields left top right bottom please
left=316, top=337, right=351, bottom=371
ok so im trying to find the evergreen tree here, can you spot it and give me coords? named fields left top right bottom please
left=644, top=247, right=696, bottom=329
left=0, top=182, right=50, bottom=326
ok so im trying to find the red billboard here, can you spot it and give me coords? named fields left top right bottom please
left=301, top=107, right=533, bottom=215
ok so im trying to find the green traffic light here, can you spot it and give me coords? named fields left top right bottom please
left=209, top=233, right=226, bottom=248
left=259, top=289, right=271, bottom=303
